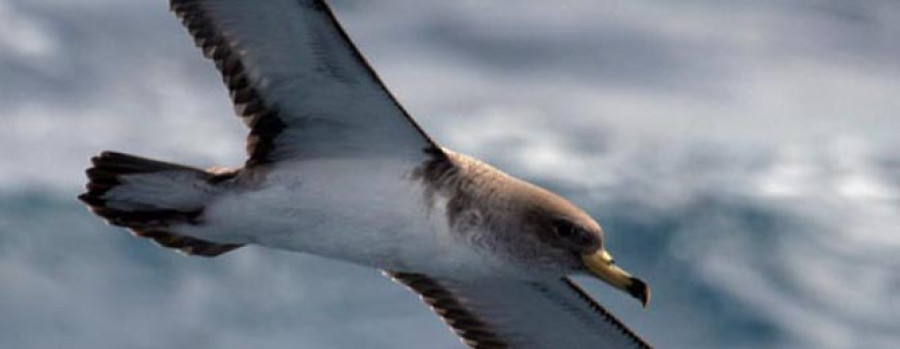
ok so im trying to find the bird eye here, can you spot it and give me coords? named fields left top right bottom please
left=553, top=220, right=581, bottom=240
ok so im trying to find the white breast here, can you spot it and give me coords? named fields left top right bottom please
left=191, top=158, right=499, bottom=277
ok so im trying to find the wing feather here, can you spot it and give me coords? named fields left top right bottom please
left=387, top=272, right=653, bottom=349
left=170, top=0, right=438, bottom=166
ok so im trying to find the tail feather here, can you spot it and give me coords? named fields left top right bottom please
left=79, top=151, right=243, bottom=257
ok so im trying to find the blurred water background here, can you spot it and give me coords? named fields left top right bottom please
left=1, top=1, right=898, bottom=348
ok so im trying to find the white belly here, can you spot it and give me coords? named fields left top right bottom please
left=188, top=158, right=497, bottom=277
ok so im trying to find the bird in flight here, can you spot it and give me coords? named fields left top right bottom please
left=79, top=1, right=652, bottom=348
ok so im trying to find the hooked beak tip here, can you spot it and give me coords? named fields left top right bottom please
left=581, top=250, right=650, bottom=308
left=628, top=277, right=651, bottom=308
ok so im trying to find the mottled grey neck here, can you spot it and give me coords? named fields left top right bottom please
left=413, top=148, right=590, bottom=273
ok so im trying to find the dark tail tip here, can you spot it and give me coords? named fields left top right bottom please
left=78, top=151, right=244, bottom=258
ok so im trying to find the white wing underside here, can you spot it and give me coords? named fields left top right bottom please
left=171, top=0, right=436, bottom=165
left=389, top=273, right=652, bottom=349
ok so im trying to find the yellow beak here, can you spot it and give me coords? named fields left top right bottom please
left=582, top=249, right=650, bottom=307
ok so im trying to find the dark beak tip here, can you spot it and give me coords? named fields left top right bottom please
left=628, top=277, right=651, bottom=308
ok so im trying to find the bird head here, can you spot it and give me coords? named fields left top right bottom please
left=522, top=188, right=651, bottom=308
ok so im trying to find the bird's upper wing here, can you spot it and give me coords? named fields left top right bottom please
left=171, top=0, right=438, bottom=166
left=386, top=272, right=653, bottom=349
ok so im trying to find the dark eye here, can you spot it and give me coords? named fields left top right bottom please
left=553, top=220, right=581, bottom=239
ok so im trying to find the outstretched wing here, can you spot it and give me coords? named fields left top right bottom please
left=387, top=272, right=653, bottom=349
left=171, top=0, right=438, bottom=166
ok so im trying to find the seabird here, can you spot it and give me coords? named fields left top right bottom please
left=78, top=1, right=652, bottom=348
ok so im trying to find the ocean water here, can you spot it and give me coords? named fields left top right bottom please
left=2, top=1, right=898, bottom=348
